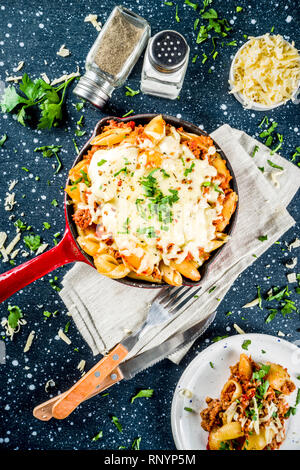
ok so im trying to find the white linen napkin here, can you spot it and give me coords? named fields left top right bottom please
left=59, top=124, right=300, bottom=364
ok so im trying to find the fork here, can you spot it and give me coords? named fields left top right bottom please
left=38, top=285, right=202, bottom=420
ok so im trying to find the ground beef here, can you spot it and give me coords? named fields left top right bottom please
left=72, top=208, right=92, bottom=229
left=200, top=398, right=222, bottom=432
left=281, top=379, right=296, bottom=395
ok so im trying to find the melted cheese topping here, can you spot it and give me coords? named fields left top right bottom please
left=230, top=34, right=300, bottom=107
left=86, top=128, right=225, bottom=269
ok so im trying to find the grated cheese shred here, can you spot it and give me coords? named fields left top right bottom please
left=230, top=34, right=300, bottom=107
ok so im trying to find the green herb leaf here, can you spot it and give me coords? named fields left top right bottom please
left=91, top=430, right=103, bottom=441
left=267, top=159, right=283, bottom=170
left=0, top=134, right=7, bottom=147
left=131, top=389, right=154, bottom=404
left=111, top=415, right=122, bottom=433
left=125, top=86, right=140, bottom=97
left=242, top=339, right=251, bottom=350
left=24, top=234, right=41, bottom=251
left=132, top=437, right=141, bottom=450
left=7, top=305, right=23, bottom=329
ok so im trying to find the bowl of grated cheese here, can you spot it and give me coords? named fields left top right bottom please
left=229, top=33, right=300, bottom=111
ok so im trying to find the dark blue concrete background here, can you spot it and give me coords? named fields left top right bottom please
left=0, top=0, right=299, bottom=450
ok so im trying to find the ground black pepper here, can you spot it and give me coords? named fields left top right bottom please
left=94, top=10, right=143, bottom=76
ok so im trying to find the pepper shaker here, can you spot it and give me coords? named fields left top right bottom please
left=140, top=30, right=190, bottom=100
left=74, top=6, right=150, bottom=108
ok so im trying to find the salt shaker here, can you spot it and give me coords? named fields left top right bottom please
left=74, top=6, right=150, bottom=108
left=140, top=30, right=190, bottom=100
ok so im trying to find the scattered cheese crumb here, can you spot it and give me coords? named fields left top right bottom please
left=278, top=331, right=285, bottom=337
left=1, top=316, right=27, bottom=340
left=179, top=388, right=193, bottom=398
left=242, top=298, right=259, bottom=308
left=5, top=232, right=21, bottom=255
left=233, top=323, right=246, bottom=334
left=8, top=179, right=18, bottom=191
left=285, top=257, right=297, bottom=269
left=287, top=272, right=297, bottom=283
left=24, top=330, right=35, bottom=353
left=84, top=14, right=102, bottom=31
left=58, top=328, right=71, bottom=345
left=57, top=44, right=71, bottom=58
left=10, top=248, right=20, bottom=259
left=4, top=192, right=16, bottom=211
left=270, top=170, right=285, bottom=188
left=41, top=72, right=50, bottom=84
left=50, top=67, right=80, bottom=86
left=5, top=75, right=23, bottom=83
left=45, top=379, right=56, bottom=392
left=288, top=238, right=300, bottom=251
left=14, top=61, right=24, bottom=72
left=77, top=359, right=86, bottom=376
left=35, top=243, right=48, bottom=256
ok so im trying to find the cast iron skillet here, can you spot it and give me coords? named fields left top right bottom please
left=0, top=114, right=238, bottom=302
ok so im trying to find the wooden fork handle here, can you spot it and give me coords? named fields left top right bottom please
left=33, top=366, right=123, bottom=421
left=50, top=343, right=128, bottom=420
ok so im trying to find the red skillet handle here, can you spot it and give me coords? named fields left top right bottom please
left=0, top=225, right=88, bottom=303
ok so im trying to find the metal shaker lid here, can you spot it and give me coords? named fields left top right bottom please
left=149, top=30, right=188, bottom=73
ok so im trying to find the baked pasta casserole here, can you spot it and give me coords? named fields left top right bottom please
left=200, top=354, right=296, bottom=450
left=66, top=115, right=238, bottom=286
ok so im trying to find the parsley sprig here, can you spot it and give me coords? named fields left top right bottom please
left=0, top=73, right=77, bottom=129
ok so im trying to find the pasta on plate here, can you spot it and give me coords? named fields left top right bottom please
left=200, top=354, right=296, bottom=450
left=67, top=115, right=238, bottom=286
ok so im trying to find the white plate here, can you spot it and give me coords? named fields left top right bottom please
left=171, top=333, right=300, bottom=450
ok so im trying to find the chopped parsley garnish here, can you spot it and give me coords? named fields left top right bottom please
left=266, top=285, right=289, bottom=302
left=208, top=286, right=216, bottom=293
left=252, top=145, right=259, bottom=157
left=160, top=168, right=170, bottom=178
left=118, top=217, right=130, bottom=235
left=236, top=6, right=243, bottom=12
left=34, top=145, right=63, bottom=174
left=265, top=309, right=277, bottom=323
left=7, top=305, right=23, bottom=329
left=131, top=437, right=141, bottom=450
left=51, top=199, right=58, bottom=207
left=212, top=335, right=228, bottom=342
left=175, top=4, right=180, bottom=22
left=137, top=226, right=157, bottom=238
left=0, top=73, right=76, bottom=129
left=258, top=235, right=268, bottom=242
left=49, top=277, right=61, bottom=292
left=184, top=407, right=194, bottom=412
left=122, top=109, right=134, bottom=118
left=184, top=162, right=195, bottom=177
left=114, top=167, right=128, bottom=177
left=43, top=222, right=51, bottom=230
left=252, top=364, right=270, bottom=382
left=91, top=430, right=103, bottom=441
left=64, top=321, right=71, bottom=333
left=80, top=169, right=91, bottom=186
left=73, top=101, right=85, bottom=111
left=219, top=441, right=230, bottom=450
left=111, top=416, right=122, bottom=433
left=125, top=86, right=140, bottom=97
left=75, top=129, right=86, bottom=137
left=0, top=134, right=7, bottom=147
left=185, top=0, right=198, bottom=10
left=242, top=339, right=251, bottom=350
left=14, top=219, right=28, bottom=231
left=24, top=234, right=41, bottom=251
left=131, top=389, right=154, bottom=404
left=267, top=159, right=283, bottom=171
left=259, top=122, right=278, bottom=138
left=97, top=159, right=107, bottom=167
